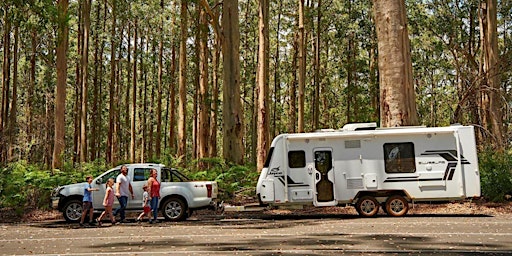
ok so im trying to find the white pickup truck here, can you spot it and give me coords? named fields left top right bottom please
left=51, top=163, right=218, bottom=222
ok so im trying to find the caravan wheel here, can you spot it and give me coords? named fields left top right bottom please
left=385, top=195, right=409, bottom=217
left=356, top=196, right=379, bottom=217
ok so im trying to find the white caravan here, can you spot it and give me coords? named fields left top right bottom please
left=256, top=123, right=481, bottom=217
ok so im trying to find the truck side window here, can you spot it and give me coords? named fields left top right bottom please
left=383, top=142, right=416, bottom=173
left=288, top=150, right=306, bottom=168
left=133, top=168, right=151, bottom=181
left=100, top=169, right=119, bottom=183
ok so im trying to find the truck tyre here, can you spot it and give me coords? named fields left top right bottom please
left=63, top=199, right=83, bottom=223
left=162, top=197, right=188, bottom=221
left=356, top=196, right=379, bottom=217
left=385, top=195, right=409, bottom=217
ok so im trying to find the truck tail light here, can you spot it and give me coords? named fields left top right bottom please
left=206, top=184, right=212, bottom=198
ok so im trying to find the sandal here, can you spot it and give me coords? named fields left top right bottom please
left=96, top=218, right=102, bottom=227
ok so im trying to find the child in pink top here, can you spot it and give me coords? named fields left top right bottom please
left=96, top=178, right=116, bottom=226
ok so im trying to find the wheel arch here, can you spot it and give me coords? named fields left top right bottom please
left=160, top=194, right=189, bottom=210
left=354, top=190, right=411, bottom=203
left=59, top=195, right=83, bottom=211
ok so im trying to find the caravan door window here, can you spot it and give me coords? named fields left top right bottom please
left=383, top=142, right=416, bottom=173
left=288, top=151, right=306, bottom=168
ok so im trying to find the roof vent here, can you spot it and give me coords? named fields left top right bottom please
left=342, top=122, right=377, bottom=131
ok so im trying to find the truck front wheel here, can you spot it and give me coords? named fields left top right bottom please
left=162, top=197, right=188, bottom=221
left=63, top=199, right=83, bottom=222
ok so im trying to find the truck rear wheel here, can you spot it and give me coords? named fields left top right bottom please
left=356, top=196, right=379, bottom=217
left=385, top=195, right=409, bottom=217
left=162, top=197, right=188, bottom=221
left=63, top=199, right=83, bottom=223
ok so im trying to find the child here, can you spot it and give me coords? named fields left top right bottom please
left=96, top=178, right=116, bottom=226
left=136, top=184, right=151, bottom=222
left=79, top=176, right=99, bottom=227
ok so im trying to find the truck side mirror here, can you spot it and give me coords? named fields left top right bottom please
left=96, top=178, right=102, bottom=184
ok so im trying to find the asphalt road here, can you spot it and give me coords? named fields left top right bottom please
left=1, top=212, right=512, bottom=255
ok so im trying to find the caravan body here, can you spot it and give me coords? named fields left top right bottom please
left=256, top=123, right=480, bottom=217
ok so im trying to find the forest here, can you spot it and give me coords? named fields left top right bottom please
left=1, top=0, right=512, bottom=209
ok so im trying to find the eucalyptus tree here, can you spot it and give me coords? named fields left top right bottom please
left=373, top=0, right=419, bottom=127
left=53, top=0, right=70, bottom=169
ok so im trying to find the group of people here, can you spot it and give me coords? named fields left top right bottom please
left=79, top=165, right=161, bottom=227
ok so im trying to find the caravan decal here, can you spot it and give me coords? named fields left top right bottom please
left=384, top=150, right=470, bottom=183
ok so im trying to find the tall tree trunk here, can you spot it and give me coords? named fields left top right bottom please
left=178, top=0, right=188, bottom=162
left=125, top=22, right=131, bottom=160
left=130, top=21, right=138, bottom=162
left=156, top=5, right=164, bottom=158
left=1, top=8, right=11, bottom=162
left=28, top=27, right=37, bottom=161
left=167, top=44, right=177, bottom=153
left=272, top=0, right=282, bottom=138
left=90, top=0, right=102, bottom=161
left=80, top=0, right=91, bottom=162
left=288, top=32, right=298, bottom=133
left=108, top=0, right=117, bottom=163
left=210, top=38, right=220, bottom=158
left=222, top=0, right=244, bottom=165
left=53, top=0, right=69, bottom=169
left=297, top=0, right=306, bottom=133
left=480, top=0, right=504, bottom=148
left=312, top=0, right=321, bottom=130
left=373, top=0, right=418, bottom=127
left=7, top=25, right=19, bottom=161
left=198, top=5, right=210, bottom=168
left=256, top=0, right=269, bottom=172
left=73, top=2, right=82, bottom=164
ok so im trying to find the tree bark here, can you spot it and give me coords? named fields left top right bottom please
left=108, top=0, right=117, bottom=163
left=130, top=21, right=138, bottom=162
left=198, top=5, right=210, bottom=168
left=373, top=0, right=419, bottom=127
left=53, top=0, right=69, bottom=169
left=480, top=0, right=504, bottom=148
left=256, top=0, right=269, bottom=172
left=80, top=0, right=91, bottom=162
left=7, top=25, right=19, bottom=161
left=156, top=10, right=164, bottom=158
left=297, top=0, right=306, bottom=133
left=222, top=0, right=244, bottom=165
left=178, top=0, right=188, bottom=162
left=1, top=8, right=11, bottom=162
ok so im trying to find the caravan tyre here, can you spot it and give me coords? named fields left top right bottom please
left=356, top=196, right=379, bottom=217
left=385, top=195, right=409, bottom=217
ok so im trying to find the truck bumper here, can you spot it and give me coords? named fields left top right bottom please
left=51, top=197, right=60, bottom=210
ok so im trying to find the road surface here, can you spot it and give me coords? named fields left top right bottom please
left=1, top=212, right=511, bottom=255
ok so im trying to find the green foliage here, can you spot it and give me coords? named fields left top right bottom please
left=0, top=159, right=109, bottom=210
left=155, top=156, right=259, bottom=201
left=479, top=149, right=512, bottom=202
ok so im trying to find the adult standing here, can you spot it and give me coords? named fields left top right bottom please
left=113, top=165, right=134, bottom=223
left=147, top=169, right=161, bottom=224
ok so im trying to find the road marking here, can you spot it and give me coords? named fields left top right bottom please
left=2, top=232, right=512, bottom=242
left=21, top=249, right=512, bottom=256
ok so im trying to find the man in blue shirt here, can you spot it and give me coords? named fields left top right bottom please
left=80, top=176, right=99, bottom=227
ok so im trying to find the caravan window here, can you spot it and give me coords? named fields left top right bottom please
left=263, top=147, right=275, bottom=168
left=383, top=142, right=416, bottom=173
left=288, top=151, right=306, bottom=168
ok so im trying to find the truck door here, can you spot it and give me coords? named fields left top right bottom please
left=130, top=167, right=152, bottom=209
left=92, top=168, right=121, bottom=210
left=313, top=149, right=336, bottom=206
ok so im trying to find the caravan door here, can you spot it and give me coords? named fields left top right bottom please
left=313, top=149, right=336, bottom=206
